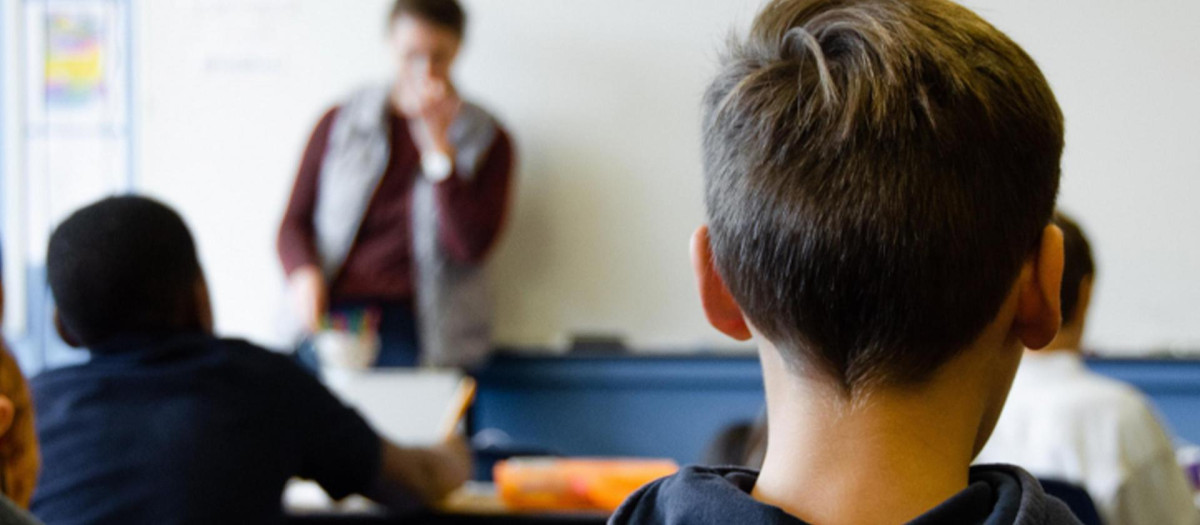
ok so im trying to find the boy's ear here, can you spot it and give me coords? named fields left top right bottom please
left=53, top=310, right=83, bottom=348
left=691, top=226, right=752, bottom=341
left=1015, top=224, right=1065, bottom=350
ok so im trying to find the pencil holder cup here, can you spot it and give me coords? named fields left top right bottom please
left=312, top=330, right=381, bottom=370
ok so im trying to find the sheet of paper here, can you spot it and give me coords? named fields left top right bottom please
left=321, top=368, right=464, bottom=446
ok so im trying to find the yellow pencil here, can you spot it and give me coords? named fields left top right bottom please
left=439, top=376, right=478, bottom=440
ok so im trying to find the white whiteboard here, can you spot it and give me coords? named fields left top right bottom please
left=135, top=0, right=1200, bottom=356
left=965, top=0, right=1200, bottom=354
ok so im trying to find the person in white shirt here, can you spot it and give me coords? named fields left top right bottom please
left=976, top=212, right=1198, bottom=525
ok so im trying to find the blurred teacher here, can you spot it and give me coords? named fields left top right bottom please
left=278, top=0, right=514, bottom=368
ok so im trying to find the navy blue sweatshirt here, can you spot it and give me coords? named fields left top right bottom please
left=31, top=334, right=383, bottom=525
left=610, top=465, right=1082, bottom=525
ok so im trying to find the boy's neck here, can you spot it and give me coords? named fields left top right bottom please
left=751, top=335, right=1021, bottom=524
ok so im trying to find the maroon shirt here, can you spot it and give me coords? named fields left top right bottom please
left=278, top=106, right=514, bottom=302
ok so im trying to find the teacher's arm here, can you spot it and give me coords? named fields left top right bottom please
left=279, top=108, right=339, bottom=331
left=434, top=129, right=516, bottom=264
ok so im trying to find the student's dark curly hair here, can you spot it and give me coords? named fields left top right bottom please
left=47, top=196, right=204, bottom=347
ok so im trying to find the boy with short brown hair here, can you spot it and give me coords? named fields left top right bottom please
left=612, top=0, right=1078, bottom=523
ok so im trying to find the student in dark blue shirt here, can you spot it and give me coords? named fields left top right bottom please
left=31, top=196, right=470, bottom=525
left=611, top=0, right=1081, bottom=523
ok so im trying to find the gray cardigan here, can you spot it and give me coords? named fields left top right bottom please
left=312, top=84, right=497, bottom=368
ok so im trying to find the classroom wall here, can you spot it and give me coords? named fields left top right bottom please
left=136, top=0, right=396, bottom=350
left=136, top=0, right=764, bottom=352
left=132, top=0, right=1200, bottom=355
left=962, top=1, right=1200, bottom=355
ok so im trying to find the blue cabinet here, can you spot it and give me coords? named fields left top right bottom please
left=471, top=353, right=1200, bottom=466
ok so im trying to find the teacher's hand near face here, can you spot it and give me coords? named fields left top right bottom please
left=400, top=78, right=462, bottom=158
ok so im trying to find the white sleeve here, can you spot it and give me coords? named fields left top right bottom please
left=1112, top=406, right=1199, bottom=525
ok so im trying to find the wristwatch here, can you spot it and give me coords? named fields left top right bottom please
left=421, top=150, right=454, bottom=182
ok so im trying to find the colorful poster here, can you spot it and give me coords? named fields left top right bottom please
left=23, top=1, right=127, bottom=126
left=44, top=10, right=107, bottom=108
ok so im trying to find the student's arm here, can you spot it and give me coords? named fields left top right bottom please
left=434, top=129, right=514, bottom=264
left=1112, top=453, right=1199, bottom=525
left=280, top=354, right=470, bottom=511
left=1112, top=432, right=1199, bottom=523
left=1111, top=404, right=1199, bottom=525
left=362, top=437, right=472, bottom=509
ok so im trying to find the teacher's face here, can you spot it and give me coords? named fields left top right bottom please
left=390, top=15, right=461, bottom=89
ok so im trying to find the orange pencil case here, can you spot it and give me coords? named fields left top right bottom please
left=494, top=457, right=679, bottom=512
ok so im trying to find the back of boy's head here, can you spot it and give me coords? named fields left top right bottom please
left=1053, top=212, right=1094, bottom=326
left=48, top=196, right=203, bottom=348
left=703, top=0, right=1064, bottom=391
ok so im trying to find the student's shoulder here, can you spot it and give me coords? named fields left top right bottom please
left=609, top=468, right=693, bottom=525
left=1057, top=370, right=1176, bottom=464
left=185, top=338, right=309, bottom=389
left=968, top=465, right=1084, bottom=525
left=210, top=338, right=341, bottom=402
left=211, top=338, right=310, bottom=375
left=30, top=361, right=87, bottom=386
left=30, top=357, right=108, bottom=397
left=211, top=336, right=289, bottom=356
left=1021, top=365, right=1147, bottom=421
left=1067, top=370, right=1158, bottom=422
left=610, top=466, right=800, bottom=525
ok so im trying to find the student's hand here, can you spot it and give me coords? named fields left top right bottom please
left=432, top=434, right=473, bottom=493
left=367, top=438, right=473, bottom=510
left=289, top=265, right=327, bottom=333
